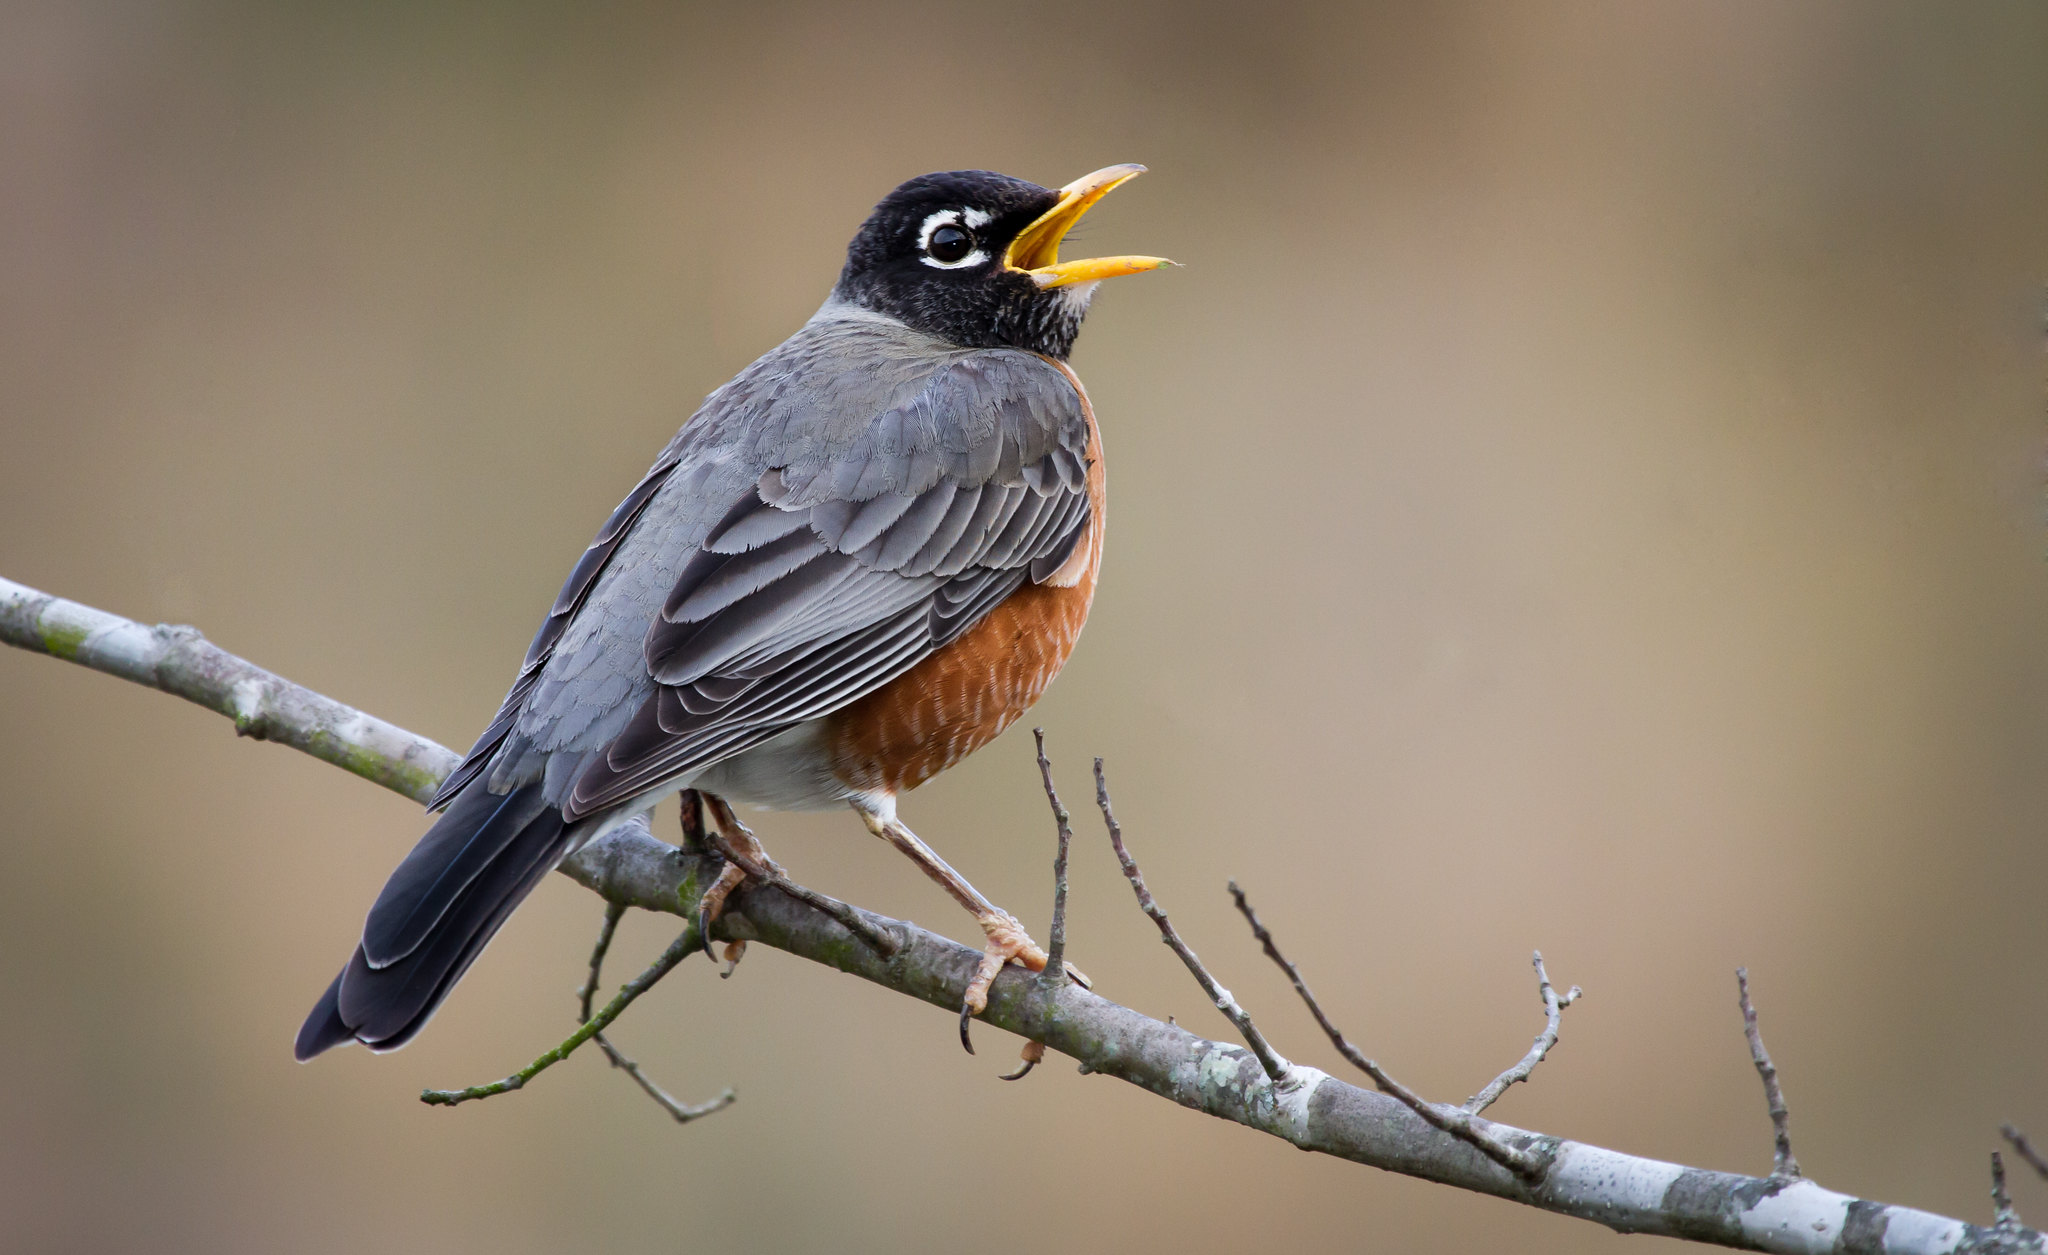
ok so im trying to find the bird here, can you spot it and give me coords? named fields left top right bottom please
left=294, top=165, right=1172, bottom=1061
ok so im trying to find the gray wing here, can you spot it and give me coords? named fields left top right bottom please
left=428, top=450, right=682, bottom=809
left=563, top=350, right=1091, bottom=819
left=436, top=323, right=1091, bottom=821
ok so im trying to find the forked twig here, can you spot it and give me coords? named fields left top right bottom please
left=422, top=920, right=712, bottom=1109
left=1465, top=953, right=1581, bottom=1114
left=574, top=900, right=735, bottom=1124
left=1095, top=759, right=1291, bottom=1083
left=1736, top=968, right=1800, bottom=1179
left=1227, top=882, right=1551, bottom=1181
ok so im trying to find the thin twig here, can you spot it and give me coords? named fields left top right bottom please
left=575, top=900, right=736, bottom=1124
left=592, top=1040, right=737, bottom=1123
left=1000, top=729, right=1078, bottom=1082
left=421, top=922, right=704, bottom=1108
left=1736, top=967, right=1800, bottom=1179
left=1464, top=952, right=1582, bottom=1114
left=2004, top=1125, right=2048, bottom=1182
left=1033, top=728, right=1073, bottom=983
left=1095, top=759, right=1290, bottom=1084
left=1994, top=1152, right=2023, bottom=1232
left=579, top=901, right=627, bottom=1022
left=1228, top=881, right=1547, bottom=1181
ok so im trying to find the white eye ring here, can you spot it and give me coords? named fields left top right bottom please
left=918, top=208, right=989, bottom=270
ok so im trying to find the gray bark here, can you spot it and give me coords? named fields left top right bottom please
left=2, top=573, right=2037, bottom=1255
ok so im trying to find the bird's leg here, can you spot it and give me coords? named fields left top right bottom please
left=694, top=793, right=784, bottom=976
left=681, top=791, right=900, bottom=964
left=702, top=794, right=785, bottom=876
left=675, top=789, right=714, bottom=855
left=680, top=792, right=742, bottom=964
left=852, top=797, right=1084, bottom=1053
left=681, top=791, right=743, bottom=964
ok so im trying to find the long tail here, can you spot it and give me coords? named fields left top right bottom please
left=295, top=780, right=574, bottom=1060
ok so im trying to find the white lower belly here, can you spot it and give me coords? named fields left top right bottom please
left=564, top=721, right=858, bottom=859
left=674, top=719, right=855, bottom=812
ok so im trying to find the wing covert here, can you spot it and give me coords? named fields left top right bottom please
left=561, top=350, right=1092, bottom=820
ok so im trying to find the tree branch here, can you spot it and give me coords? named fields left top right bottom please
left=6, top=571, right=2042, bottom=1255
left=0, top=575, right=454, bottom=802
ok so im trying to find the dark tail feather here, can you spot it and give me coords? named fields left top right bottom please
left=295, top=970, right=351, bottom=1060
left=295, top=781, right=574, bottom=1060
left=362, top=782, right=548, bottom=967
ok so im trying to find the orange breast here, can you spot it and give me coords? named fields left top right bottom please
left=826, top=362, right=1105, bottom=796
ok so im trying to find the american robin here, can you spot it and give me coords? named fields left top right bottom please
left=296, top=165, right=1171, bottom=1060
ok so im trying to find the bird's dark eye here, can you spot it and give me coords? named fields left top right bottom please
left=927, top=224, right=975, bottom=264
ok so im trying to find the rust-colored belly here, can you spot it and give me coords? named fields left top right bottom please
left=826, top=364, right=1105, bottom=796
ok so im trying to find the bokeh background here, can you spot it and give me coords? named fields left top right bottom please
left=2, top=2, right=2044, bottom=1251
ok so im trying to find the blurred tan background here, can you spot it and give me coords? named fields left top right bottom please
left=2, top=2, right=2044, bottom=1251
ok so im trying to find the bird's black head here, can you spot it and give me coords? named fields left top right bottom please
left=832, top=165, right=1172, bottom=360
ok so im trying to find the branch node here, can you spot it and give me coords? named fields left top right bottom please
left=1736, top=967, right=1801, bottom=1179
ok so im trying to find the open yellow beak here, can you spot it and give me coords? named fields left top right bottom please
left=1004, top=164, right=1177, bottom=289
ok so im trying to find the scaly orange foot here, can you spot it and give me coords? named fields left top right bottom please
left=959, top=908, right=1090, bottom=1052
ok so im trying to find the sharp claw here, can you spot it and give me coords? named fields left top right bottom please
left=698, top=907, right=718, bottom=962
left=1063, top=961, right=1092, bottom=990
left=719, top=940, right=747, bottom=979
left=952, top=909, right=1046, bottom=1056
left=999, top=1040, right=1046, bottom=1081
